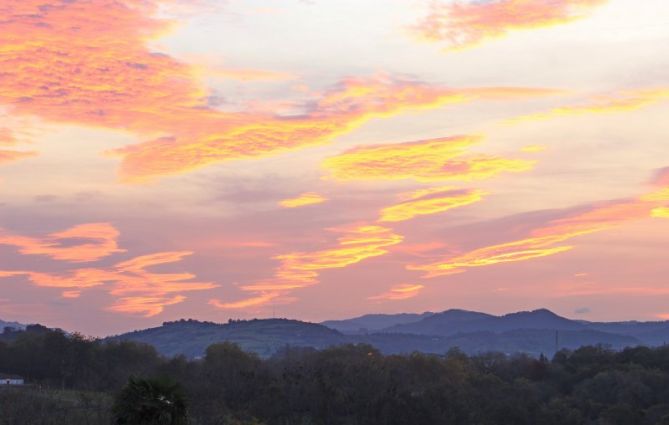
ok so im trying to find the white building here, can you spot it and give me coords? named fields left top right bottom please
left=0, top=373, right=24, bottom=385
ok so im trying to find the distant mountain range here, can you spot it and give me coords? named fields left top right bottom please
left=321, top=312, right=435, bottom=334
left=107, top=309, right=669, bottom=358
left=378, top=308, right=585, bottom=336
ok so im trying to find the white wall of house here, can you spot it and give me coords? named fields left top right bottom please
left=1, top=378, right=24, bottom=385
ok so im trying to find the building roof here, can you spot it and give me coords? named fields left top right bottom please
left=0, top=373, right=23, bottom=380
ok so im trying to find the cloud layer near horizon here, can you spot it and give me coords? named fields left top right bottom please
left=410, top=171, right=669, bottom=277
left=0, top=224, right=218, bottom=317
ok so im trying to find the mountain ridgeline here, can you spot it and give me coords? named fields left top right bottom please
left=0, top=319, right=25, bottom=331
left=108, top=309, right=669, bottom=358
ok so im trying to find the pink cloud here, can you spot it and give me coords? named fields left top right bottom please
left=415, top=0, right=609, bottom=50
left=0, top=223, right=124, bottom=263
left=0, top=223, right=218, bottom=317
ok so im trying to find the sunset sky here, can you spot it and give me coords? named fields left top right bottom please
left=1, top=0, right=669, bottom=336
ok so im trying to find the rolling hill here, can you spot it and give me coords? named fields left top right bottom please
left=383, top=308, right=586, bottom=336
left=109, top=309, right=663, bottom=358
left=321, top=312, right=434, bottom=334
left=0, top=319, right=25, bottom=331
left=110, top=318, right=346, bottom=358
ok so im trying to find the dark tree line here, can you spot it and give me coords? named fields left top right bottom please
left=3, top=325, right=669, bottom=424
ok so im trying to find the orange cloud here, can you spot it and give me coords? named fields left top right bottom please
left=409, top=235, right=574, bottom=277
left=212, top=225, right=403, bottom=310
left=274, top=225, right=403, bottom=272
left=3, top=251, right=218, bottom=317
left=0, top=222, right=124, bottom=263
left=323, top=135, right=534, bottom=182
left=411, top=174, right=669, bottom=277
left=279, top=192, right=328, bottom=208
left=521, top=145, right=548, bottom=153
left=108, top=251, right=218, bottom=316
left=0, top=0, right=559, bottom=181
left=21, top=268, right=114, bottom=290
left=61, top=290, right=82, bottom=299
left=379, top=187, right=486, bottom=222
left=651, top=207, right=669, bottom=218
left=113, top=79, right=555, bottom=182
left=415, top=0, right=609, bottom=50
left=369, top=283, right=424, bottom=301
left=0, top=223, right=217, bottom=317
left=0, top=150, right=36, bottom=165
left=511, top=88, right=669, bottom=123
left=209, top=293, right=280, bottom=310
left=109, top=252, right=216, bottom=296
left=109, top=296, right=186, bottom=317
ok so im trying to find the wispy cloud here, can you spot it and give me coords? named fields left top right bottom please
left=212, top=225, right=403, bottom=309
left=0, top=224, right=218, bottom=317
left=0, top=223, right=124, bottom=263
left=209, top=293, right=279, bottom=310
left=114, top=78, right=556, bottom=182
left=651, top=207, right=669, bottom=218
left=279, top=192, right=328, bottom=209
left=510, top=88, right=669, bottom=123
left=0, top=1, right=558, bottom=182
left=379, top=187, right=486, bottom=222
left=369, top=283, right=424, bottom=301
left=323, top=135, right=534, bottom=182
left=414, top=0, right=609, bottom=50
left=0, top=150, right=36, bottom=165
left=410, top=169, right=669, bottom=277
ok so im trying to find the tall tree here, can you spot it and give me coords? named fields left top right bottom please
left=112, top=377, right=189, bottom=425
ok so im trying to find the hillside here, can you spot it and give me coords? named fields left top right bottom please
left=109, top=309, right=657, bottom=359
left=441, top=329, right=638, bottom=355
left=384, top=308, right=585, bottom=336
left=0, top=319, right=25, bottom=331
left=382, top=309, right=496, bottom=335
left=321, top=312, right=434, bottom=334
left=373, top=309, right=669, bottom=346
left=581, top=321, right=669, bottom=346
left=111, top=318, right=347, bottom=358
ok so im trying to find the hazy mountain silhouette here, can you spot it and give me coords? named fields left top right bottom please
left=383, top=308, right=585, bottom=336
left=0, top=319, right=25, bottom=331
left=380, top=309, right=496, bottom=336
left=321, top=312, right=434, bottom=334
left=581, top=320, right=669, bottom=346
left=110, top=318, right=346, bottom=358
left=107, top=308, right=669, bottom=358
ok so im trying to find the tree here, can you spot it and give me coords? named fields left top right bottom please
left=112, top=377, right=189, bottom=425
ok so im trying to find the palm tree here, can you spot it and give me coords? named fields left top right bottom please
left=112, top=377, right=189, bottom=425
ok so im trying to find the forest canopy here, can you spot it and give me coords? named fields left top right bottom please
left=3, top=325, right=669, bottom=424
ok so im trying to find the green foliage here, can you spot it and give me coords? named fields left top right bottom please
left=112, top=377, right=188, bottom=425
left=7, top=326, right=669, bottom=424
